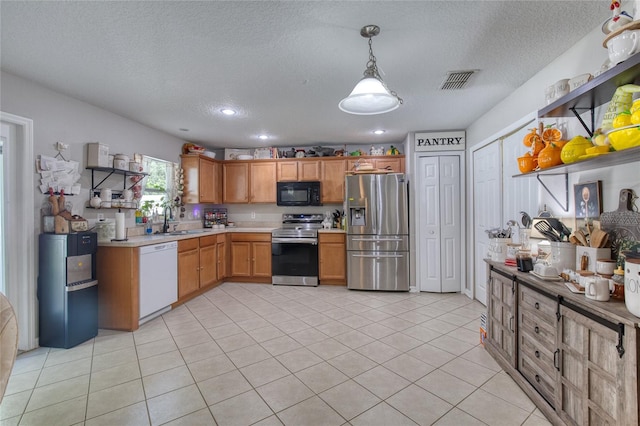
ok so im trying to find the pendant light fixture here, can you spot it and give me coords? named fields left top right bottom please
left=339, top=25, right=403, bottom=115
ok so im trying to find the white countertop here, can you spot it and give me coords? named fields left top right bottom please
left=99, top=227, right=277, bottom=248
left=99, top=226, right=346, bottom=248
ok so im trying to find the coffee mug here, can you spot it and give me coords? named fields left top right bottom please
left=585, top=277, right=610, bottom=302
left=596, top=259, right=616, bottom=276
left=553, top=79, right=570, bottom=99
left=607, top=30, right=639, bottom=64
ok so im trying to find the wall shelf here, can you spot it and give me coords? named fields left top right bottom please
left=513, top=145, right=640, bottom=178
left=514, top=53, right=640, bottom=212
left=539, top=52, right=640, bottom=136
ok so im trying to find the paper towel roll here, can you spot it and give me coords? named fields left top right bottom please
left=115, top=212, right=126, bottom=240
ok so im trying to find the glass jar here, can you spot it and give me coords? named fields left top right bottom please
left=612, top=266, right=625, bottom=299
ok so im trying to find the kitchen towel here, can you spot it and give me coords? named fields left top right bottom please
left=115, top=212, right=126, bottom=240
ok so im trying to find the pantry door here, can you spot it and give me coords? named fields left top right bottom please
left=472, top=142, right=502, bottom=305
left=417, top=155, right=461, bottom=293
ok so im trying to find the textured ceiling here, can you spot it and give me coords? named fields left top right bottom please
left=1, top=1, right=607, bottom=149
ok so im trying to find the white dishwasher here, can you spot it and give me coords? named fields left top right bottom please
left=139, top=241, right=178, bottom=324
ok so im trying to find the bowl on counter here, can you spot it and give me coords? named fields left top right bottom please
left=236, top=154, right=253, bottom=160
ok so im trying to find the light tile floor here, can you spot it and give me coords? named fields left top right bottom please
left=1, top=283, right=552, bottom=426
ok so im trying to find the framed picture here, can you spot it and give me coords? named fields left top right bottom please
left=574, top=181, right=602, bottom=220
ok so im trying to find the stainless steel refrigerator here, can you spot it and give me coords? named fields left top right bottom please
left=346, top=173, right=409, bottom=291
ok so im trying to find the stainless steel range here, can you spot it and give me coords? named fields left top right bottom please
left=271, top=213, right=323, bottom=286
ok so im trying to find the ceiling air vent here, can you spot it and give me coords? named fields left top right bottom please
left=439, top=70, right=477, bottom=90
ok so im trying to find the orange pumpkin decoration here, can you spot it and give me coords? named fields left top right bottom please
left=537, top=142, right=563, bottom=169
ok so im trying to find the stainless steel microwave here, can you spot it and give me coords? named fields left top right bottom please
left=276, top=181, right=322, bottom=206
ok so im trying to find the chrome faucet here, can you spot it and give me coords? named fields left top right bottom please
left=162, top=206, right=172, bottom=233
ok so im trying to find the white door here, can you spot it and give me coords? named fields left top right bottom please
left=472, top=142, right=502, bottom=305
left=502, top=126, right=539, bottom=239
left=417, top=156, right=461, bottom=292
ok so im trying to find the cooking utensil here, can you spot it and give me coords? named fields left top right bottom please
left=574, top=230, right=589, bottom=247
left=534, top=220, right=561, bottom=242
left=569, top=235, right=581, bottom=245
left=545, top=218, right=566, bottom=241
left=519, top=211, right=532, bottom=229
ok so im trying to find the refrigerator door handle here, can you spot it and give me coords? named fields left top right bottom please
left=66, top=280, right=98, bottom=292
left=351, top=254, right=404, bottom=259
left=351, top=237, right=403, bottom=242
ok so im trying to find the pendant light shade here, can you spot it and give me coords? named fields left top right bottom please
left=339, top=25, right=402, bottom=115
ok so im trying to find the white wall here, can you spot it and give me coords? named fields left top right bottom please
left=466, top=23, right=640, bottom=218
left=0, top=71, right=188, bottom=232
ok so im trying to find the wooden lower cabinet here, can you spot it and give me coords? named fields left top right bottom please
left=216, top=234, right=227, bottom=281
left=97, top=246, right=140, bottom=331
left=177, top=235, right=227, bottom=303
left=485, top=262, right=640, bottom=425
left=557, top=305, right=638, bottom=425
left=229, top=233, right=271, bottom=282
left=178, top=238, right=200, bottom=299
left=318, top=232, right=346, bottom=285
left=486, top=268, right=517, bottom=368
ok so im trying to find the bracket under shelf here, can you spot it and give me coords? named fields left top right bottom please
left=569, top=107, right=595, bottom=137
left=536, top=173, right=569, bottom=212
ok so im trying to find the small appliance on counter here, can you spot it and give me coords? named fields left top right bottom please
left=38, top=232, right=98, bottom=348
left=204, top=208, right=227, bottom=228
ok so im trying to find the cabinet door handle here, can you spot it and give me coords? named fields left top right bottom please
left=534, top=326, right=539, bottom=334
left=509, top=316, right=514, bottom=333
left=534, top=302, right=540, bottom=310
left=535, top=374, right=540, bottom=383
left=535, top=350, right=540, bottom=358
left=553, top=349, right=560, bottom=371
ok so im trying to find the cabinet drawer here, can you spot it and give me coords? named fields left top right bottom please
left=519, top=286, right=556, bottom=325
left=178, top=238, right=199, bottom=252
left=230, top=233, right=271, bottom=242
left=519, top=327, right=557, bottom=378
left=319, top=233, right=345, bottom=243
left=519, top=309, right=556, bottom=350
left=519, top=346, right=557, bottom=406
left=200, top=235, right=217, bottom=247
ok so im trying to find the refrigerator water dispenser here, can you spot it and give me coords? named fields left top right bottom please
left=350, top=207, right=366, bottom=226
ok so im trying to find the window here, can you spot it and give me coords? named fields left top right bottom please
left=140, top=156, right=179, bottom=219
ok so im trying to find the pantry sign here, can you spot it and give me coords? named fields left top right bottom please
left=415, top=131, right=465, bottom=151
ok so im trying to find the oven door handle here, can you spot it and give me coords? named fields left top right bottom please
left=272, top=237, right=318, bottom=245
left=351, top=253, right=404, bottom=259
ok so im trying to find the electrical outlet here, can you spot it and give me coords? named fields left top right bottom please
left=251, top=211, right=256, bottom=219
left=97, top=213, right=104, bottom=220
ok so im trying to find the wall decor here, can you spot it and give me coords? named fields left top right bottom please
left=574, top=180, right=602, bottom=220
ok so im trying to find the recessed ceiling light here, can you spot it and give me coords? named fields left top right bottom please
left=373, top=129, right=386, bottom=135
left=258, top=134, right=269, bottom=140
left=221, top=108, right=236, bottom=116
left=179, top=128, right=189, bottom=132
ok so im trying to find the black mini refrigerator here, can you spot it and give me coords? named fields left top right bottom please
left=38, top=232, right=98, bottom=348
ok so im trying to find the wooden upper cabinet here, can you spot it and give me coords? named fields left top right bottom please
left=277, top=160, right=320, bottom=181
left=223, top=162, right=249, bottom=203
left=374, top=157, right=404, bottom=172
left=181, top=155, right=222, bottom=204
left=298, top=160, right=321, bottom=181
left=277, top=161, right=298, bottom=181
left=346, top=155, right=405, bottom=173
left=320, top=159, right=346, bottom=204
left=250, top=161, right=277, bottom=203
